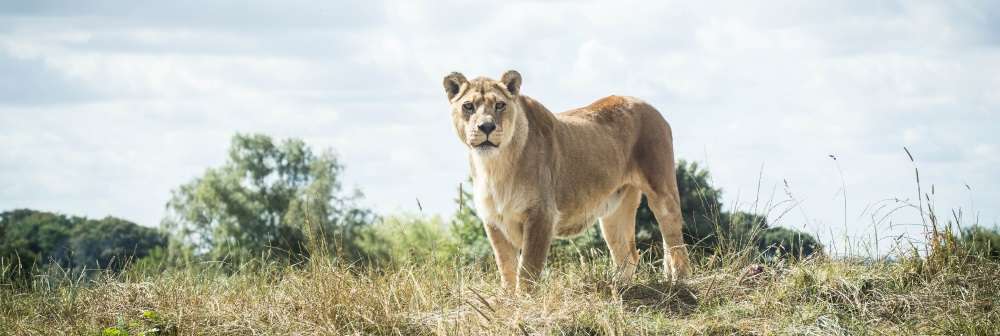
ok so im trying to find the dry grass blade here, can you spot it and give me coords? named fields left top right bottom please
left=464, top=299, right=493, bottom=323
left=468, top=287, right=496, bottom=313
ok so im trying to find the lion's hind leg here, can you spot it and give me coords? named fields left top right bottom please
left=634, top=120, right=692, bottom=282
left=645, top=185, right=691, bottom=283
left=599, top=186, right=642, bottom=280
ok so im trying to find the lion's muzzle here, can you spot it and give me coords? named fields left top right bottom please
left=475, top=140, right=499, bottom=149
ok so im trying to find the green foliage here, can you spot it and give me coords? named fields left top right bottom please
left=959, top=225, right=1000, bottom=260
left=128, top=247, right=175, bottom=275
left=0, top=209, right=165, bottom=277
left=101, top=310, right=175, bottom=336
left=756, top=226, right=822, bottom=259
left=69, top=216, right=168, bottom=269
left=161, top=133, right=374, bottom=264
left=358, top=214, right=458, bottom=265
left=0, top=209, right=73, bottom=272
left=102, top=326, right=127, bottom=336
left=449, top=181, right=492, bottom=263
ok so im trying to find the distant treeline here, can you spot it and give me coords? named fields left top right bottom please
left=0, top=209, right=165, bottom=274
left=3, top=134, right=997, bottom=278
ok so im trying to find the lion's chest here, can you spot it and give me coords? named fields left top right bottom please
left=472, top=173, right=532, bottom=246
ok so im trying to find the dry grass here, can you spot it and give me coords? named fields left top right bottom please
left=2, top=249, right=997, bottom=335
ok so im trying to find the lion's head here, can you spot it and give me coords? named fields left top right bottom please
left=443, top=70, right=523, bottom=154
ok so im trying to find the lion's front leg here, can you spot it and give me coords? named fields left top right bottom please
left=484, top=223, right=518, bottom=292
left=517, top=208, right=555, bottom=292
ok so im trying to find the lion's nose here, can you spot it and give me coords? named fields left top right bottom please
left=478, top=122, right=496, bottom=135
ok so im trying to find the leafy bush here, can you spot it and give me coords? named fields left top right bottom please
left=959, top=225, right=1000, bottom=260
left=357, top=214, right=458, bottom=265
left=101, top=309, right=175, bottom=336
left=756, top=226, right=822, bottom=259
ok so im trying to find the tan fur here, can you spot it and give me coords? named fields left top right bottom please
left=444, top=70, right=691, bottom=291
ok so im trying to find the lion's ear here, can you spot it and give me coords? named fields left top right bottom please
left=443, top=72, right=468, bottom=100
left=500, top=70, right=521, bottom=96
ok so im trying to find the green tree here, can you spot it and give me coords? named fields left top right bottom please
left=162, top=134, right=374, bottom=264
left=1, top=209, right=165, bottom=277
left=68, top=216, right=166, bottom=270
left=756, top=226, right=822, bottom=259
left=0, top=209, right=73, bottom=273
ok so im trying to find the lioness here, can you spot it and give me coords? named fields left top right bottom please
left=444, top=70, right=690, bottom=291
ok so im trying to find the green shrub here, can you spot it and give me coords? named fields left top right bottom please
left=959, top=225, right=1000, bottom=260
left=757, top=226, right=823, bottom=260
left=358, top=214, right=458, bottom=265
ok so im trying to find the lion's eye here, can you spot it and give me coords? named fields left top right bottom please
left=495, top=102, right=506, bottom=112
left=462, top=102, right=474, bottom=112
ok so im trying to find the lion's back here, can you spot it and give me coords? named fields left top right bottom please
left=555, top=95, right=668, bottom=146
left=559, top=95, right=667, bottom=131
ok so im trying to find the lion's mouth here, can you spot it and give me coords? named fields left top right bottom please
left=475, top=140, right=499, bottom=149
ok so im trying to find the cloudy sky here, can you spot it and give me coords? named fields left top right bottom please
left=1, top=1, right=997, bottom=255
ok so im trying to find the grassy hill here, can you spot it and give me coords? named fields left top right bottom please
left=2, top=244, right=997, bottom=335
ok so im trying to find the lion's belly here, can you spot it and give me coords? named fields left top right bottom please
left=553, top=187, right=626, bottom=238
left=478, top=186, right=627, bottom=242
